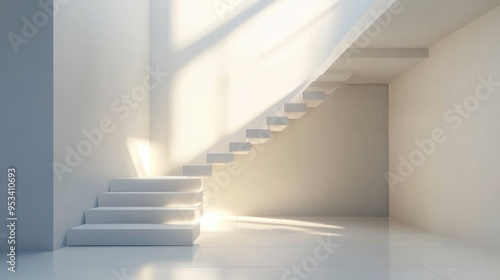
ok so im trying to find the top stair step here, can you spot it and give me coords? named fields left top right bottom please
left=110, top=177, right=202, bottom=192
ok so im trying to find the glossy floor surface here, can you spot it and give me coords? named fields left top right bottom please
left=2, top=216, right=500, bottom=279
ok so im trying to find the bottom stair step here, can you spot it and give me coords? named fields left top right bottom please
left=85, top=206, right=202, bottom=224
left=67, top=223, right=200, bottom=246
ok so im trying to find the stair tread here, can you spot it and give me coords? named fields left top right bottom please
left=110, top=176, right=202, bottom=192
left=87, top=206, right=202, bottom=211
left=70, top=223, right=199, bottom=230
left=113, top=176, right=195, bottom=180
left=102, top=191, right=203, bottom=195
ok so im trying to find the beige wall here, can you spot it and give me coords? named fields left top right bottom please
left=206, top=85, right=389, bottom=216
left=389, top=6, right=500, bottom=250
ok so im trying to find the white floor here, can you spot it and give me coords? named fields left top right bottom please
left=2, top=216, right=500, bottom=280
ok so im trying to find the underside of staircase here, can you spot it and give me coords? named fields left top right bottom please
left=67, top=75, right=349, bottom=246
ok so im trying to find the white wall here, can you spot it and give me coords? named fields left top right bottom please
left=53, top=0, right=150, bottom=249
left=389, top=6, right=500, bottom=250
left=206, top=85, right=389, bottom=216
left=149, top=0, right=388, bottom=176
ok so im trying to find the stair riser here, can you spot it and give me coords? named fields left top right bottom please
left=247, top=129, right=272, bottom=144
left=110, top=178, right=202, bottom=192
left=267, top=117, right=289, bottom=131
left=85, top=209, right=201, bottom=224
left=303, top=92, right=325, bottom=108
left=303, top=91, right=325, bottom=100
left=267, top=117, right=289, bottom=126
left=207, top=154, right=234, bottom=164
left=229, top=142, right=252, bottom=154
left=183, top=166, right=213, bottom=176
left=246, top=129, right=272, bottom=138
left=98, top=193, right=203, bottom=207
left=284, top=103, right=307, bottom=112
left=284, top=103, right=307, bottom=119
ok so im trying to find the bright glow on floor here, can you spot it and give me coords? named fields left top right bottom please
left=2, top=217, right=500, bottom=280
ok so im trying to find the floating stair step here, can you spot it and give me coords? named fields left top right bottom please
left=229, top=142, right=252, bottom=154
left=85, top=206, right=202, bottom=224
left=98, top=191, right=203, bottom=207
left=284, top=103, right=307, bottom=119
left=302, top=91, right=325, bottom=107
left=67, top=222, right=200, bottom=246
left=183, top=165, right=212, bottom=177
left=307, top=81, right=345, bottom=93
left=110, top=177, right=202, bottom=192
left=317, top=70, right=352, bottom=82
left=267, top=117, right=289, bottom=131
left=246, top=129, right=272, bottom=144
left=207, top=153, right=234, bottom=164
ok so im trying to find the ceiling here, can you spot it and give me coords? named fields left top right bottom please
left=358, top=0, right=500, bottom=48
left=324, top=0, right=500, bottom=85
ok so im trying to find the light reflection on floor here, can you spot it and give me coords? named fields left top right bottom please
left=2, top=216, right=500, bottom=280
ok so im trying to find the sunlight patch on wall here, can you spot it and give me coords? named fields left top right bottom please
left=169, top=48, right=229, bottom=165
left=225, top=0, right=343, bottom=132
left=127, top=137, right=151, bottom=177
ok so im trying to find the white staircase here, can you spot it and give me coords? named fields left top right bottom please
left=67, top=71, right=348, bottom=246
left=67, top=177, right=203, bottom=245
